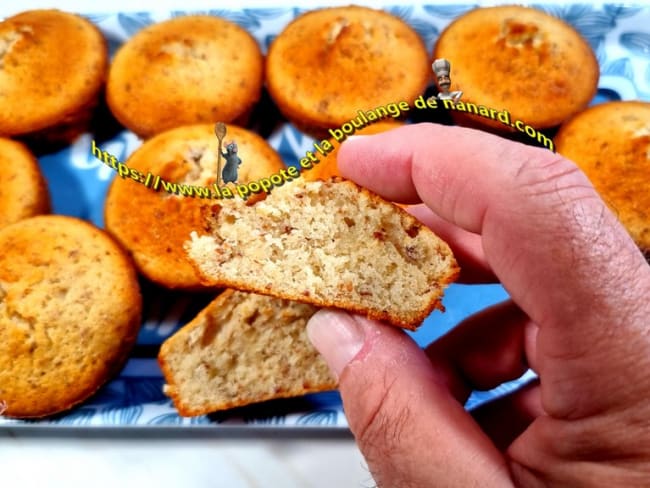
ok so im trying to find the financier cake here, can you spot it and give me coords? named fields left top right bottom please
left=554, top=101, right=650, bottom=256
left=433, top=5, right=599, bottom=131
left=0, top=138, right=49, bottom=230
left=0, top=215, right=142, bottom=418
left=0, top=10, right=107, bottom=140
left=159, top=289, right=337, bottom=416
left=185, top=178, right=459, bottom=330
left=266, top=6, right=429, bottom=136
left=106, top=15, right=264, bottom=138
left=104, top=123, right=285, bottom=290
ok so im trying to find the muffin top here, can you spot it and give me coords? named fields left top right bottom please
left=434, top=5, right=599, bottom=129
left=0, top=9, right=107, bottom=136
left=106, top=15, right=264, bottom=138
left=0, top=215, right=142, bottom=418
left=266, top=6, right=429, bottom=130
left=555, top=101, right=650, bottom=253
left=0, top=138, right=49, bottom=230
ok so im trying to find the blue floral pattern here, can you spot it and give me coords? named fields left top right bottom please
left=620, top=32, right=650, bottom=57
left=117, top=12, right=154, bottom=37
left=1, top=4, right=648, bottom=429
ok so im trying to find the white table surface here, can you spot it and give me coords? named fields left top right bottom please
left=0, top=432, right=369, bottom=487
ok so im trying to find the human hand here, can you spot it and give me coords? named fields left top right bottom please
left=306, top=124, right=650, bottom=487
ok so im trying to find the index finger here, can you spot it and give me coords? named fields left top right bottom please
left=337, top=123, right=650, bottom=417
left=338, top=123, right=562, bottom=233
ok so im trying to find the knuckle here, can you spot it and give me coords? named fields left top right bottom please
left=351, top=371, right=414, bottom=475
left=514, top=155, right=596, bottom=205
left=510, top=155, right=616, bottom=248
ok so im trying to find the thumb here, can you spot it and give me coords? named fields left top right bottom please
left=307, top=309, right=513, bottom=487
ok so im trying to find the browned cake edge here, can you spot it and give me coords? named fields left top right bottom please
left=186, top=179, right=460, bottom=331
left=158, top=289, right=338, bottom=417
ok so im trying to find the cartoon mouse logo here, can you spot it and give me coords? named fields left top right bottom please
left=221, top=141, right=242, bottom=184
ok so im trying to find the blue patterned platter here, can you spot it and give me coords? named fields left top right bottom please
left=0, top=4, right=647, bottom=429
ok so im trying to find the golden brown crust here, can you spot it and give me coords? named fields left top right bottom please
left=212, top=283, right=449, bottom=332
left=0, top=138, right=50, bottom=229
left=166, top=380, right=335, bottom=417
left=104, top=123, right=285, bottom=290
left=106, top=15, right=263, bottom=138
left=266, top=6, right=429, bottom=131
left=0, top=10, right=107, bottom=137
left=187, top=178, right=460, bottom=331
left=554, top=101, right=650, bottom=254
left=0, top=215, right=142, bottom=418
left=158, top=289, right=337, bottom=416
left=433, top=5, right=599, bottom=131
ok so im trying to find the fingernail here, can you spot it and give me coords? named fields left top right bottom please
left=344, top=135, right=370, bottom=146
left=307, top=309, right=365, bottom=377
